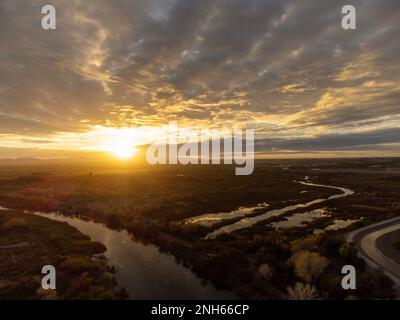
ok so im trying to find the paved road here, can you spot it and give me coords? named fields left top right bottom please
left=347, top=217, right=400, bottom=287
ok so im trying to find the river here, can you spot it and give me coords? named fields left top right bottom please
left=204, top=181, right=354, bottom=239
left=9, top=209, right=235, bottom=299
left=1, top=180, right=354, bottom=298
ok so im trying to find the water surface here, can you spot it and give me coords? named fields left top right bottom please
left=269, top=208, right=329, bottom=230
left=31, top=211, right=236, bottom=299
left=205, top=181, right=354, bottom=239
left=186, top=202, right=269, bottom=227
left=314, top=218, right=362, bottom=234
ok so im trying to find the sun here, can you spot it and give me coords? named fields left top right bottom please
left=108, top=140, right=137, bottom=159
left=86, top=126, right=142, bottom=160
left=110, top=146, right=136, bottom=159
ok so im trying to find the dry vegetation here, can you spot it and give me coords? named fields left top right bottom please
left=0, top=210, right=127, bottom=299
left=0, top=158, right=399, bottom=299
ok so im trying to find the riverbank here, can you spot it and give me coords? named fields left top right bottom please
left=0, top=210, right=126, bottom=299
left=0, top=159, right=399, bottom=299
left=32, top=211, right=235, bottom=299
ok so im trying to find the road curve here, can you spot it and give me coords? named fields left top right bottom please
left=347, top=217, right=400, bottom=287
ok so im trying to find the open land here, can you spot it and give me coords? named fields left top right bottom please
left=0, top=158, right=399, bottom=299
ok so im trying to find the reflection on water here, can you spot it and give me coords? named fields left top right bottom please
left=314, top=218, right=362, bottom=234
left=32, top=211, right=235, bottom=300
left=205, top=181, right=354, bottom=239
left=186, top=203, right=269, bottom=227
left=269, top=208, right=329, bottom=230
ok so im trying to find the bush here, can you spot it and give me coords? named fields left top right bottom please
left=291, top=251, right=329, bottom=283
left=290, top=234, right=322, bottom=253
left=287, top=282, right=318, bottom=300
left=60, top=256, right=99, bottom=273
left=2, top=218, right=28, bottom=231
left=105, top=213, right=122, bottom=229
left=391, top=203, right=400, bottom=213
left=258, top=263, right=272, bottom=279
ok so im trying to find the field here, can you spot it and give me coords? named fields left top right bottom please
left=0, top=158, right=399, bottom=299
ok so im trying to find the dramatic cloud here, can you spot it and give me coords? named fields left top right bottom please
left=0, top=0, right=399, bottom=156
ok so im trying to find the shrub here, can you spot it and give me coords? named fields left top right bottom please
left=105, top=213, right=122, bottom=229
left=287, top=282, right=318, bottom=300
left=290, top=234, right=322, bottom=253
left=258, top=263, right=272, bottom=279
left=59, top=256, right=99, bottom=273
left=291, top=251, right=329, bottom=283
left=2, top=218, right=28, bottom=231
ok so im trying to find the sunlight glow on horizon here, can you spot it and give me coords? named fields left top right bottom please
left=110, top=146, right=137, bottom=159
left=1, top=123, right=400, bottom=160
left=93, top=127, right=142, bottom=159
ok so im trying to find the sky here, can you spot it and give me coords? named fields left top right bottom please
left=0, top=0, right=399, bottom=159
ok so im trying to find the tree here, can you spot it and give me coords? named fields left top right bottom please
left=291, top=251, right=329, bottom=283
left=287, top=282, right=318, bottom=300
left=258, top=263, right=272, bottom=279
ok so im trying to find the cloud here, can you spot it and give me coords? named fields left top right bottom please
left=255, top=127, right=400, bottom=156
left=0, top=114, right=60, bottom=134
left=0, top=0, right=399, bottom=156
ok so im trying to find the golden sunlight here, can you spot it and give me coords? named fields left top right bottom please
left=109, top=142, right=137, bottom=159
left=95, top=127, right=141, bottom=160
